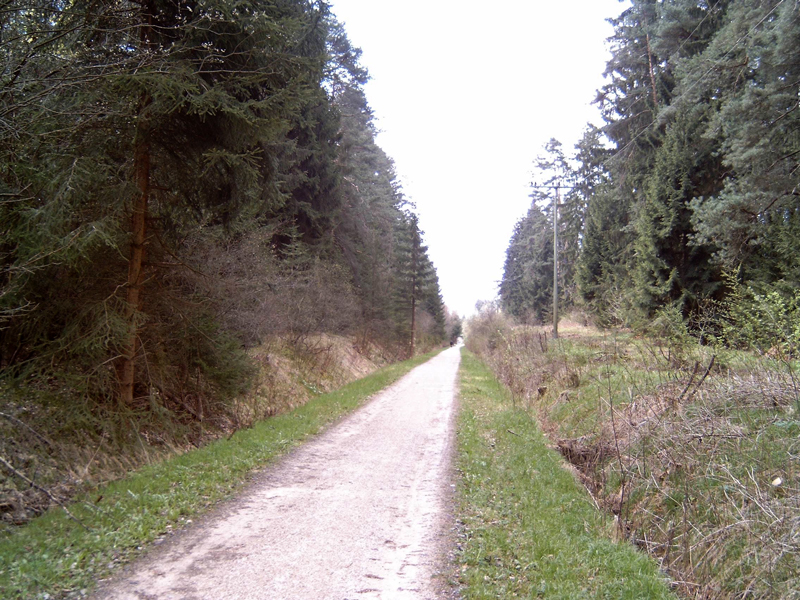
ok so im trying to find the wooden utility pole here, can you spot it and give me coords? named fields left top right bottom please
left=531, top=182, right=578, bottom=340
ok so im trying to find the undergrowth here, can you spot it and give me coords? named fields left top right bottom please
left=466, top=311, right=799, bottom=599
left=0, top=349, right=437, bottom=600
left=456, top=349, right=674, bottom=599
left=0, top=334, right=386, bottom=527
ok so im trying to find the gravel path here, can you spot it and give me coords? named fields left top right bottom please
left=93, top=346, right=462, bottom=600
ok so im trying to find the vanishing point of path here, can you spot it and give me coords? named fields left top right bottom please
left=93, top=346, right=462, bottom=600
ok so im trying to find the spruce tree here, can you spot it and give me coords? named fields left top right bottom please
left=499, top=201, right=553, bottom=324
left=688, top=0, right=800, bottom=288
left=392, top=212, right=443, bottom=356
left=333, top=85, right=406, bottom=344
left=1, top=0, right=330, bottom=404
left=632, top=104, right=724, bottom=317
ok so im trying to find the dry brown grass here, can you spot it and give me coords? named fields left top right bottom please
left=0, top=334, right=386, bottom=529
left=238, top=334, right=385, bottom=425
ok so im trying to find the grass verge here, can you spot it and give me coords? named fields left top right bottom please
left=0, top=349, right=439, bottom=600
left=456, top=349, right=675, bottom=599
left=469, top=314, right=800, bottom=598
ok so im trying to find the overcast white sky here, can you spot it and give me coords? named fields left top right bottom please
left=329, top=0, right=628, bottom=318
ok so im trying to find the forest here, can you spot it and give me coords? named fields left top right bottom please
left=487, top=1, right=799, bottom=595
left=0, top=0, right=456, bottom=522
left=500, top=0, right=799, bottom=350
left=1, top=1, right=798, bottom=597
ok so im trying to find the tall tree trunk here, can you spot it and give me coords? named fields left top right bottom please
left=118, top=7, right=153, bottom=405
left=118, top=113, right=150, bottom=405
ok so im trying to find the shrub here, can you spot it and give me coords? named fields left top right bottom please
left=723, top=284, right=800, bottom=357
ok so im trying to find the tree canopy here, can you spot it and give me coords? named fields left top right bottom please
left=501, top=0, right=800, bottom=339
left=0, top=0, right=447, bottom=428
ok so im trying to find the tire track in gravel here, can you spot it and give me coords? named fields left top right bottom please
left=92, top=346, right=462, bottom=600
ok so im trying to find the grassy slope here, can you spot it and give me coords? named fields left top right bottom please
left=468, top=319, right=800, bottom=598
left=456, top=349, right=675, bottom=599
left=0, top=350, right=438, bottom=600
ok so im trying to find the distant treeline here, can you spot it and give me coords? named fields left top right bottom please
left=0, top=1, right=453, bottom=416
left=501, top=0, right=799, bottom=351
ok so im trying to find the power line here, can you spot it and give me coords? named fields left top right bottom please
left=671, top=0, right=725, bottom=62
left=602, top=0, right=786, bottom=171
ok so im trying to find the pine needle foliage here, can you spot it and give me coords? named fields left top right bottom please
left=0, top=0, right=449, bottom=511
left=501, top=0, right=800, bottom=341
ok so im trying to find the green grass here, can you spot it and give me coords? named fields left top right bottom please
left=455, top=349, right=675, bottom=599
left=0, top=349, right=440, bottom=600
left=470, top=318, right=800, bottom=597
left=542, top=334, right=686, bottom=440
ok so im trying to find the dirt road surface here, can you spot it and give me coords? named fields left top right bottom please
left=93, top=346, right=462, bottom=600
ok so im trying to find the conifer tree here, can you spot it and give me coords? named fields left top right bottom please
left=506, top=0, right=799, bottom=336
left=588, top=0, right=727, bottom=322
left=1, top=0, right=451, bottom=421
left=501, top=139, right=579, bottom=323
left=1, top=0, right=330, bottom=403
left=499, top=201, right=553, bottom=324
left=687, top=0, right=800, bottom=288
left=333, top=85, right=405, bottom=344
left=392, top=212, right=443, bottom=356
left=633, top=105, right=724, bottom=317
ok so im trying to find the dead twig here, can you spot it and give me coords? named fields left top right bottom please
left=676, top=361, right=700, bottom=403
left=686, top=356, right=715, bottom=402
left=0, top=455, right=91, bottom=531
left=0, top=411, right=54, bottom=449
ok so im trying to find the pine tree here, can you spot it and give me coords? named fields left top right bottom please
left=0, top=0, right=330, bottom=403
left=333, top=85, right=406, bottom=344
left=499, top=201, right=553, bottom=324
left=392, top=212, right=443, bottom=356
left=688, top=0, right=800, bottom=287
